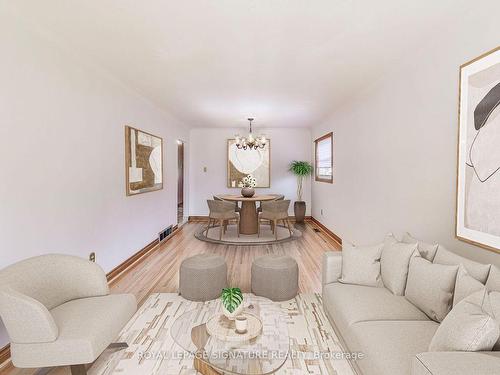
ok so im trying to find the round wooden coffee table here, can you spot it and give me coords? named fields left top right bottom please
left=215, top=194, right=278, bottom=234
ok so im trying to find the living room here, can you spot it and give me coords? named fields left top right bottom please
left=1, top=1, right=500, bottom=375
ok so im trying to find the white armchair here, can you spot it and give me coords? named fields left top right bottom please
left=0, top=254, right=137, bottom=375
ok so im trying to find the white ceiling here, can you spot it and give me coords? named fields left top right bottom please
left=3, top=0, right=472, bottom=128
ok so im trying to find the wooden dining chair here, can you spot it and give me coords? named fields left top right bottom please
left=206, top=200, right=240, bottom=240
left=257, top=200, right=292, bottom=240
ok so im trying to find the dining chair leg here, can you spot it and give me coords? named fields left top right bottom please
left=205, top=218, right=212, bottom=237
left=219, top=219, right=223, bottom=240
left=257, top=218, right=260, bottom=238
left=286, top=219, right=293, bottom=236
left=274, top=220, right=278, bottom=240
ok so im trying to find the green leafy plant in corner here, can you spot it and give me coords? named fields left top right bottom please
left=289, top=161, right=313, bottom=201
left=221, top=287, right=243, bottom=313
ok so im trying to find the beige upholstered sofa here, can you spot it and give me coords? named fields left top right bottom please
left=322, top=247, right=500, bottom=375
left=0, top=254, right=137, bottom=374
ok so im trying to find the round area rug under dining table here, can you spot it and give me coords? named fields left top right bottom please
left=194, top=223, right=301, bottom=246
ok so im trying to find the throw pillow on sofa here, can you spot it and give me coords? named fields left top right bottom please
left=338, top=242, right=383, bottom=287
left=401, top=232, right=438, bottom=262
left=381, top=239, right=418, bottom=295
left=429, top=290, right=500, bottom=352
left=433, top=246, right=491, bottom=283
left=405, top=256, right=458, bottom=322
left=453, top=265, right=486, bottom=307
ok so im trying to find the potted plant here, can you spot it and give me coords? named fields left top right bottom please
left=221, top=287, right=244, bottom=320
left=238, top=174, right=257, bottom=197
left=289, top=161, right=313, bottom=223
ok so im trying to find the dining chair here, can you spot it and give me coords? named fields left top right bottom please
left=257, top=194, right=284, bottom=213
left=213, top=196, right=240, bottom=232
left=258, top=200, right=292, bottom=240
left=213, top=195, right=241, bottom=212
left=206, top=200, right=240, bottom=240
left=258, top=195, right=285, bottom=232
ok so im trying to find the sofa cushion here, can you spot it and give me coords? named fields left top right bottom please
left=490, top=291, right=500, bottom=350
left=322, top=283, right=429, bottom=336
left=338, top=242, right=383, bottom=287
left=405, top=257, right=458, bottom=322
left=486, top=265, right=500, bottom=292
left=413, top=352, right=500, bottom=375
left=350, top=320, right=439, bottom=375
left=433, top=246, right=490, bottom=283
left=10, top=294, right=136, bottom=368
left=429, top=290, right=499, bottom=352
left=453, top=265, right=485, bottom=306
left=401, top=232, right=439, bottom=262
left=381, top=241, right=418, bottom=295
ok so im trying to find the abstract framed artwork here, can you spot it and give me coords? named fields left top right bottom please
left=125, top=126, right=163, bottom=196
left=456, top=46, right=500, bottom=253
left=227, top=139, right=270, bottom=188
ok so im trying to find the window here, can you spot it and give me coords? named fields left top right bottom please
left=314, top=132, right=333, bottom=183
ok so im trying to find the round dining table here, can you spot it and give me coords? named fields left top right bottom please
left=215, top=194, right=279, bottom=234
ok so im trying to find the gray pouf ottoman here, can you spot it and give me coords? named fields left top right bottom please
left=251, top=255, right=298, bottom=301
left=179, top=254, right=228, bottom=301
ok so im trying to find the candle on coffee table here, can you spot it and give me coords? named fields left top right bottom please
left=235, top=315, right=248, bottom=333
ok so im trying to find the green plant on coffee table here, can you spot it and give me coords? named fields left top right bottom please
left=221, top=287, right=243, bottom=313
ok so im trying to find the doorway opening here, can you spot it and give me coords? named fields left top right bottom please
left=177, top=140, right=185, bottom=224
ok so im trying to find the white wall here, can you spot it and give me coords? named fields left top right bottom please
left=189, top=128, right=311, bottom=216
left=311, top=4, right=500, bottom=267
left=0, top=17, right=190, bottom=346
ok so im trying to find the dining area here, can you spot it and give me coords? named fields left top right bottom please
left=192, top=133, right=312, bottom=245
left=195, top=194, right=300, bottom=245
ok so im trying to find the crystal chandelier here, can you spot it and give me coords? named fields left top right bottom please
left=235, top=118, right=267, bottom=150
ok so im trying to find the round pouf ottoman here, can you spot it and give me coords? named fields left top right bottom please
left=251, top=255, right=298, bottom=301
left=179, top=254, right=228, bottom=301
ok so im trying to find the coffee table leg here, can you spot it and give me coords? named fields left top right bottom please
left=239, top=201, right=258, bottom=234
left=194, top=351, right=222, bottom=375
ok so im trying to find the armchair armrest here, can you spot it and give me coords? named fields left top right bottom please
left=0, top=288, right=58, bottom=343
left=322, top=251, right=342, bottom=286
left=412, top=351, right=500, bottom=375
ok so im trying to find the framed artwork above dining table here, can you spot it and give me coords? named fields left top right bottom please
left=227, top=139, right=270, bottom=188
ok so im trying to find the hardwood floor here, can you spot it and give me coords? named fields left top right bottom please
left=0, top=220, right=340, bottom=375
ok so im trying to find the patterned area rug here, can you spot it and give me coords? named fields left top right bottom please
left=89, top=293, right=356, bottom=375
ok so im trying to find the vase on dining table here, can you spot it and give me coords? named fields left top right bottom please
left=241, top=187, right=255, bottom=197
left=240, top=175, right=257, bottom=197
